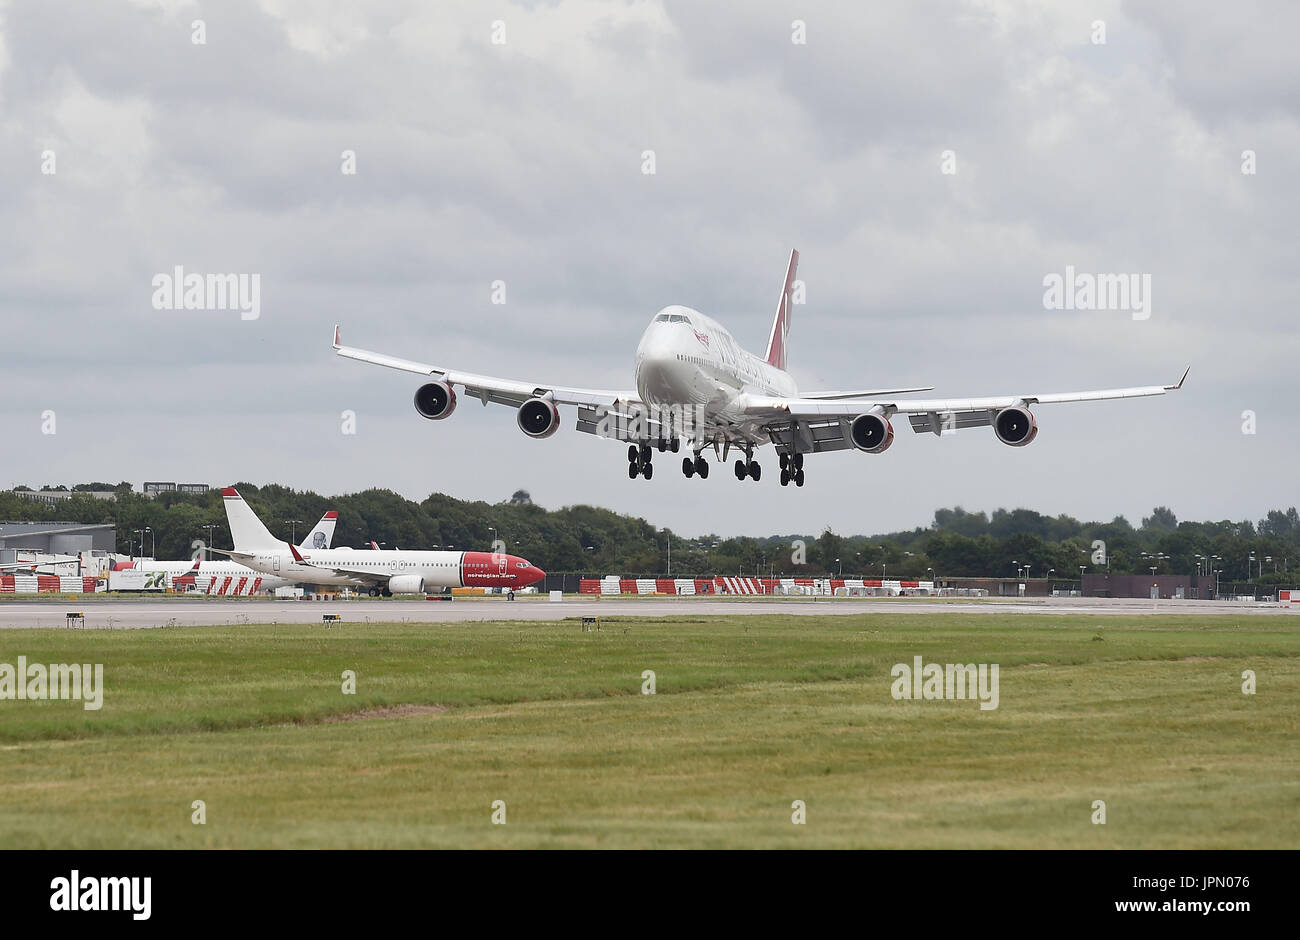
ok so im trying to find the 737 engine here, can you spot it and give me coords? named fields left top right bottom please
left=387, top=574, right=426, bottom=595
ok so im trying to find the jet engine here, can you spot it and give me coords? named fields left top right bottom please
left=387, top=574, right=426, bottom=594
left=413, top=381, right=457, bottom=420
left=849, top=412, right=895, bottom=454
left=517, top=396, right=560, bottom=439
left=994, top=406, right=1038, bottom=446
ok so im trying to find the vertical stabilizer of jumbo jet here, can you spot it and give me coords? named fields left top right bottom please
left=764, top=248, right=799, bottom=371
left=222, top=487, right=282, bottom=552
left=300, top=511, right=339, bottom=550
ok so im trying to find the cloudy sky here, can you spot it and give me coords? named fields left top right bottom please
left=1, top=0, right=1296, bottom=539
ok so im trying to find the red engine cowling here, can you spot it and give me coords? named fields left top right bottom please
left=994, top=406, right=1038, bottom=446
left=849, top=412, right=894, bottom=454
left=517, top=397, right=560, bottom=439
left=414, top=381, right=457, bottom=420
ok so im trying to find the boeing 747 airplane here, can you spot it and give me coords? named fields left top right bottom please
left=333, top=250, right=1187, bottom=487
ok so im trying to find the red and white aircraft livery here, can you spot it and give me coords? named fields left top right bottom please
left=216, top=487, right=545, bottom=596
left=333, top=249, right=1188, bottom=487
left=112, top=510, right=340, bottom=594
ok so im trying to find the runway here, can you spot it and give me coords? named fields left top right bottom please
left=0, top=594, right=1291, bottom=629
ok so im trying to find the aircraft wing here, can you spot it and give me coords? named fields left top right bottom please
left=333, top=325, right=639, bottom=410
left=799, top=386, right=934, bottom=400
left=205, top=547, right=259, bottom=564
left=740, top=369, right=1188, bottom=452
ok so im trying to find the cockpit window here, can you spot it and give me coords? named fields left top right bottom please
left=655, top=313, right=691, bottom=323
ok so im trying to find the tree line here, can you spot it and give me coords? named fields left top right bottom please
left=2, top=484, right=1297, bottom=584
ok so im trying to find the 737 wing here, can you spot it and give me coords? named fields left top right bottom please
left=741, top=368, right=1189, bottom=454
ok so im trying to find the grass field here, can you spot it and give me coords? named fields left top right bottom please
left=1, top=612, right=1297, bottom=848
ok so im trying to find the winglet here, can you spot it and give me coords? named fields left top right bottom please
left=289, top=542, right=305, bottom=563
left=332, top=324, right=341, bottom=350
left=1166, top=366, right=1190, bottom=391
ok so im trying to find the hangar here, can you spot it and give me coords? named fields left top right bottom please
left=0, top=521, right=116, bottom=556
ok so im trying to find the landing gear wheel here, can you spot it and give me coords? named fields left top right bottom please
left=779, top=453, right=789, bottom=471
left=657, top=439, right=667, bottom=453
left=642, top=462, right=654, bottom=480
left=794, top=453, right=804, bottom=470
left=628, top=462, right=639, bottom=479
left=682, top=457, right=695, bottom=478
left=628, top=445, right=639, bottom=463
left=369, top=586, right=380, bottom=597
left=780, top=468, right=790, bottom=486
left=749, top=461, right=761, bottom=481
left=695, top=457, right=709, bottom=479
left=670, top=438, right=680, bottom=453
left=795, top=468, right=805, bottom=487
left=734, top=459, right=747, bottom=480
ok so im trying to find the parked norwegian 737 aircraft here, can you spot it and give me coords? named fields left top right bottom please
left=215, top=488, right=545, bottom=596
left=112, top=510, right=339, bottom=595
left=333, top=250, right=1188, bottom=487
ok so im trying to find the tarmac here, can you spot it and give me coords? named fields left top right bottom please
left=0, top=594, right=1291, bottom=629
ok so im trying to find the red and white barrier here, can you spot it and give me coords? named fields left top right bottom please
left=578, top=577, right=935, bottom=596
left=0, top=576, right=99, bottom=594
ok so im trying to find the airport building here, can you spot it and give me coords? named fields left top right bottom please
left=0, top=521, right=117, bottom=555
left=143, top=482, right=210, bottom=496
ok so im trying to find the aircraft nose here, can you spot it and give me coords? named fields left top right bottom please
left=527, top=565, right=546, bottom=586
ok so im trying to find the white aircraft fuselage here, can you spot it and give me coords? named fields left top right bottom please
left=634, top=306, right=797, bottom=446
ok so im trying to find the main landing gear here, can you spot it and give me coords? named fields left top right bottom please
left=733, top=456, right=761, bottom=482
left=681, top=453, right=710, bottom=479
left=779, top=452, right=806, bottom=487
left=629, top=438, right=681, bottom=480
left=628, top=444, right=654, bottom=479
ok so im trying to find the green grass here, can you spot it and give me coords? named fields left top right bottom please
left=0, top=613, right=1296, bottom=848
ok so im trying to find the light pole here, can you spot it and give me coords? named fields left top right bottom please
left=202, top=524, right=217, bottom=560
left=835, top=557, right=842, bottom=577
left=134, top=529, right=146, bottom=564
left=489, top=527, right=498, bottom=554
left=285, top=519, right=303, bottom=544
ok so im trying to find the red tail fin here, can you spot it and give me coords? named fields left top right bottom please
left=764, top=249, right=798, bottom=371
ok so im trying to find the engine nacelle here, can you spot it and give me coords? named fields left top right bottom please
left=849, top=412, right=895, bottom=454
left=414, top=381, right=457, bottom=420
left=387, top=574, right=426, bottom=595
left=994, top=406, right=1038, bottom=446
left=517, top=396, right=560, bottom=439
